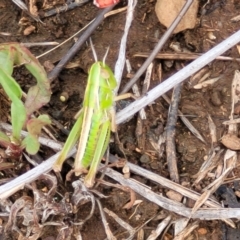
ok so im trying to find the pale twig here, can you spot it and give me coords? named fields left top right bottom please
left=102, top=166, right=236, bottom=221
left=11, top=0, right=43, bottom=23
left=173, top=221, right=199, bottom=240
left=120, top=0, right=194, bottom=93
left=223, top=118, right=240, bottom=124
left=96, top=199, right=116, bottom=240
left=193, top=148, right=223, bottom=186
left=124, top=161, right=221, bottom=208
left=116, top=29, right=240, bottom=124
left=21, top=42, right=59, bottom=47
left=162, top=94, right=206, bottom=143
left=166, top=83, right=182, bottom=183
left=0, top=122, right=224, bottom=212
left=114, top=0, right=137, bottom=92
left=0, top=151, right=237, bottom=221
left=125, top=59, right=147, bottom=120
left=104, top=208, right=135, bottom=239
left=134, top=52, right=240, bottom=62
left=36, top=20, right=94, bottom=59
left=146, top=215, right=172, bottom=240
left=104, top=6, right=127, bottom=18
left=37, top=6, right=127, bottom=60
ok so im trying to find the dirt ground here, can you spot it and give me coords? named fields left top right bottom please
left=1, top=0, right=240, bottom=239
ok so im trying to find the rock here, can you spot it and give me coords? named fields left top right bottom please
left=166, top=190, right=183, bottom=202
left=221, top=134, right=240, bottom=150
left=155, top=0, right=199, bottom=34
left=198, top=228, right=208, bottom=235
left=140, top=154, right=150, bottom=163
left=211, top=90, right=222, bottom=106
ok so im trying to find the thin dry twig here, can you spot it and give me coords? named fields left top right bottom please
left=124, top=161, right=221, bottom=209
left=11, top=0, right=43, bottom=23
left=120, top=0, right=194, bottom=94
left=193, top=148, right=224, bottom=185
left=102, top=166, right=236, bottom=221
left=162, top=94, right=206, bottom=143
left=21, top=42, right=59, bottom=47
left=173, top=220, right=199, bottom=240
left=114, top=0, right=137, bottom=92
left=104, top=208, right=135, bottom=239
left=96, top=199, right=116, bottom=240
left=191, top=150, right=237, bottom=215
left=47, top=5, right=115, bottom=82
left=166, top=83, right=182, bottom=183
left=0, top=150, right=238, bottom=222
left=37, top=6, right=128, bottom=60
left=42, top=0, right=89, bottom=18
left=146, top=215, right=172, bottom=240
left=134, top=52, right=240, bottom=62
left=116, top=29, right=240, bottom=124
left=208, top=114, right=217, bottom=145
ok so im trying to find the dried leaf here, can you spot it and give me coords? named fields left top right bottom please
left=208, top=115, right=217, bottom=144
left=23, top=25, right=36, bottom=35
left=191, top=190, right=211, bottom=215
left=193, top=75, right=222, bottom=89
left=22, top=115, right=51, bottom=154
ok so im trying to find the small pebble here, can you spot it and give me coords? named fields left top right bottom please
left=166, top=190, right=183, bottom=202
left=52, top=110, right=62, bottom=119
left=211, top=91, right=222, bottom=106
left=207, top=31, right=216, bottom=40
left=150, top=161, right=159, bottom=170
left=122, top=165, right=130, bottom=179
left=235, top=191, right=240, bottom=198
left=23, top=25, right=35, bottom=35
left=221, top=134, right=240, bottom=150
left=60, top=92, right=69, bottom=102
left=169, top=41, right=182, bottom=52
left=140, top=154, right=150, bottom=163
left=163, top=60, right=174, bottom=71
left=198, top=228, right=208, bottom=235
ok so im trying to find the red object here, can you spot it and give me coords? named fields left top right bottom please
left=93, top=0, right=119, bottom=8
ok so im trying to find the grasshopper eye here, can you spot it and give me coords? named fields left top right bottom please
left=101, top=68, right=110, bottom=79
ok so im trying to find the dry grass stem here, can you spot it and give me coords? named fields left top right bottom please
left=146, top=215, right=172, bottom=240
left=134, top=52, right=240, bottom=62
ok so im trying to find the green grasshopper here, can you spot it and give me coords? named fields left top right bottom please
left=53, top=43, right=118, bottom=188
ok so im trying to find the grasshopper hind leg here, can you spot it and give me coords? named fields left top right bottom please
left=84, top=120, right=111, bottom=188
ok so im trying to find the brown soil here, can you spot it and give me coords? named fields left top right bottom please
left=0, top=0, right=240, bottom=239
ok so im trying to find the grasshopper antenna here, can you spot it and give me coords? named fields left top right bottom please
left=90, top=38, right=98, bottom=62
left=103, top=47, right=109, bottom=66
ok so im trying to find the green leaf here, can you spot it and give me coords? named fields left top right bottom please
left=0, top=131, right=11, bottom=148
left=0, top=49, right=13, bottom=75
left=22, top=135, right=40, bottom=155
left=11, top=44, right=51, bottom=117
left=0, top=43, right=51, bottom=118
left=0, top=43, right=51, bottom=142
left=0, top=70, right=26, bottom=140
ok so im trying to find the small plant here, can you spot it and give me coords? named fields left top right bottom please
left=0, top=43, right=51, bottom=157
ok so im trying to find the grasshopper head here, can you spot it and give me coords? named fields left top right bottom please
left=99, top=62, right=117, bottom=89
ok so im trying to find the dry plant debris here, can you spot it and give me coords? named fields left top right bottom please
left=1, top=0, right=240, bottom=239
